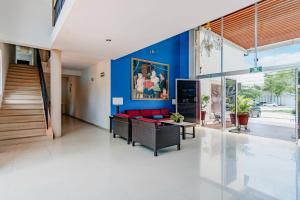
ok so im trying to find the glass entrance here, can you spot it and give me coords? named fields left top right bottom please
left=199, top=68, right=298, bottom=142
left=200, top=77, right=223, bottom=130
left=224, top=69, right=297, bottom=142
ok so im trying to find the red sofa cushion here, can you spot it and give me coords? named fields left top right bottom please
left=161, top=108, right=169, bottom=115
left=151, top=109, right=161, bottom=115
left=140, top=109, right=153, bottom=117
left=127, top=110, right=141, bottom=118
left=116, top=113, right=130, bottom=118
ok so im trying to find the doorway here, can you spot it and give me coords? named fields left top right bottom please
left=200, top=77, right=223, bottom=130
left=200, top=68, right=298, bottom=142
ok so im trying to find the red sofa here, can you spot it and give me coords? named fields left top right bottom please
left=126, top=108, right=170, bottom=120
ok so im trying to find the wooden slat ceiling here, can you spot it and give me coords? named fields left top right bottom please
left=206, top=0, right=300, bottom=49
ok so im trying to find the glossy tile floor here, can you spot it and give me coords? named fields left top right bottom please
left=0, top=116, right=299, bottom=200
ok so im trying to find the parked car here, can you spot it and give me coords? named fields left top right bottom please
left=263, top=102, right=278, bottom=107
left=258, top=101, right=266, bottom=106
left=250, top=105, right=261, bottom=118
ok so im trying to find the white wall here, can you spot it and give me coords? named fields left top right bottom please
left=42, top=62, right=82, bottom=76
left=0, top=43, right=15, bottom=102
left=0, top=0, right=52, bottom=49
left=15, top=46, right=34, bottom=65
left=198, top=30, right=249, bottom=75
left=65, top=59, right=111, bottom=129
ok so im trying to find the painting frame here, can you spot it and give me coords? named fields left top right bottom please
left=131, top=58, right=170, bottom=100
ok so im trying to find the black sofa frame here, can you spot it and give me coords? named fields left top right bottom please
left=131, top=119, right=180, bottom=156
left=112, top=115, right=131, bottom=144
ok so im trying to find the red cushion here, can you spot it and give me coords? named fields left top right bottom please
left=140, top=109, right=153, bottom=117
left=127, top=110, right=141, bottom=117
left=116, top=113, right=130, bottom=118
left=138, top=118, right=161, bottom=125
left=161, top=108, right=169, bottom=115
left=151, top=109, right=161, bottom=115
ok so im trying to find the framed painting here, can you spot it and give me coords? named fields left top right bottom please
left=131, top=58, right=169, bottom=100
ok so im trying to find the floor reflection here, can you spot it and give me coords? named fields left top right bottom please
left=199, top=129, right=299, bottom=200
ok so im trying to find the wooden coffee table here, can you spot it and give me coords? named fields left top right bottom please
left=161, top=120, right=196, bottom=140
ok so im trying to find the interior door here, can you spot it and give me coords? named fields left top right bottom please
left=177, top=80, right=200, bottom=124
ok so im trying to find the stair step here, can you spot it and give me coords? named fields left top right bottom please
left=5, top=78, right=38, bottom=83
left=4, top=94, right=42, bottom=100
left=0, top=134, right=50, bottom=146
left=2, top=104, right=43, bottom=109
left=0, top=129, right=46, bottom=141
left=5, top=85, right=41, bottom=90
left=5, top=81, right=40, bottom=87
left=7, top=69, right=39, bottom=75
left=4, top=90, right=41, bottom=95
left=6, top=74, right=39, bottom=80
left=10, top=64, right=36, bottom=69
left=3, top=99, right=43, bottom=104
left=8, top=68, right=39, bottom=76
left=7, top=73, right=39, bottom=79
left=0, top=122, right=46, bottom=132
left=9, top=66, right=38, bottom=71
left=0, top=109, right=44, bottom=116
left=0, top=115, right=44, bottom=124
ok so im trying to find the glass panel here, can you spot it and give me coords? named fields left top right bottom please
left=298, top=72, right=300, bottom=141
left=200, top=77, right=222, bottom=130
left=225, top=78, right=237, bottom=129
left=225, top=70, right=296, bottom=142
left=197, top=20, right=222, bottom=75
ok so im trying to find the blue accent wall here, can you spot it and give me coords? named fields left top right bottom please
left=111, top=31, right=189, bottom=115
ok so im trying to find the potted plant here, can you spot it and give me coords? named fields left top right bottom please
left=237, top=95, right=252, bottom=129
left=227, top=102, right=236, bottom=125
left=171, top=113, right=184, bottom=123
left=201, top=95, right=210, bottom=123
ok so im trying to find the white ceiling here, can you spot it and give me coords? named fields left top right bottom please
left=62, top=51, right=100, bottom=69
left=52, top=0, right=258, bottom=69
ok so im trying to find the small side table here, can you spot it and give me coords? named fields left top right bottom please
left=161, top=120, right=196, bottom=140
left=109, top=115, right=114, bottom=133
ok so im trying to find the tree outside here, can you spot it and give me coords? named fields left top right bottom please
left=263, top=70, right=294, bottom=104
left=239, top=85, right=262, bottom=100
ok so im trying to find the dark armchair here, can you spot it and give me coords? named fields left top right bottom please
left=131, top=119, right=180, bottom=156
left=112, top=115, right=131, bottom=144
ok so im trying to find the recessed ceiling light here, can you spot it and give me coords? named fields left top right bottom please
left=106, top=39, right=112, bottom=42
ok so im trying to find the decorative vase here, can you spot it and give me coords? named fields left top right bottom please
left=201, top=111, right=206, bottom=121
left=230, top=113, right=236, bottom=125
left=237, top=113, right=249, bottom=126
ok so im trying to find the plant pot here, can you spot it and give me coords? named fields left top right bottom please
left=201, top=111, right=206, bottom=121
left=229, top=113, right=236, bottom=125
left=237, top=113, right=249, bottom=126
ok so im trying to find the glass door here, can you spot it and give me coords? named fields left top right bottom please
left=200, top=77, right=223, bottom=130
left=224, top=69, right=297, bottom=142
left=225, top=78, right=237, bottom=130
left=199, top=68, right=298, bottom=142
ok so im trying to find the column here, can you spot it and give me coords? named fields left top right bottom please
left=50, top=49, right=62, bottom=137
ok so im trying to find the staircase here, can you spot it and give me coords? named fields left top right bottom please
left=0, top=64, right=52, bottom=145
